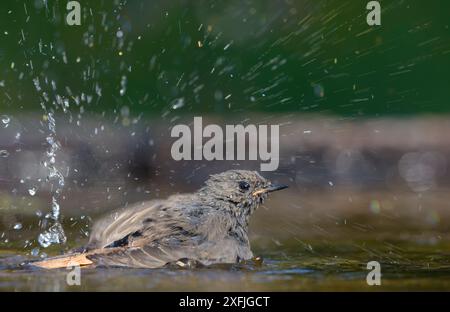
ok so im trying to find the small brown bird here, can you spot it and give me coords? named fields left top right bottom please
left=33, top=170, right=287, bottom=269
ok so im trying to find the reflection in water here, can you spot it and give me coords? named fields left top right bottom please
left=1, top=238, right=450, bottom=291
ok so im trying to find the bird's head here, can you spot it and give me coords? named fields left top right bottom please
left=198, top=170, right=288, bottom=222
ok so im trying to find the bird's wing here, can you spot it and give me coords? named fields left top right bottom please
left=86, top=199, right=166, bottom=249
left=33, top=201, right=241, bottom=269
left=78, top=195, right=210, bottom=268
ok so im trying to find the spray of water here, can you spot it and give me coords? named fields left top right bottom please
left=37, top=112, right=67, bottom=248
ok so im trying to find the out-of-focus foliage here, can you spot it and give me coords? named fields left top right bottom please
left=0, top=0, right=449, bottom=116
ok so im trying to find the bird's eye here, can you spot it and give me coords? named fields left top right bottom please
left=238, top=181, right=250, bottom=191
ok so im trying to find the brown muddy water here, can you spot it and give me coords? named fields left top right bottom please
left=1, top=189, right=449, bottom=291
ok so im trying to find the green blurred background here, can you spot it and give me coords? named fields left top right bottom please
left=1, top=0, right=449, bottom=116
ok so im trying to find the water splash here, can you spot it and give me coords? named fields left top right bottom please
left=1, top=115, right=10, bottom=128
left=38, top=112, right=66, bottom=248
left=28, top=186, right=37, bottom=196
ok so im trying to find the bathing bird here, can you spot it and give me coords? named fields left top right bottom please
left=32, top=170, right=287, bottom=269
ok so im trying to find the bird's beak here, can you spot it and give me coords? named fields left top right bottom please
left=252, top=184, right=288, bottom=196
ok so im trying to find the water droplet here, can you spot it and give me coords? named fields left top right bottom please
left=119, top=75, right=127, bottom=96
left=1, top=115, right=10, bottom=128
left=171, top=98, right=185, bottom=110
left=28, top=187, right=37, bottom=196
left=223, top=41, right=233, bottom=50
left=38, top=223, right=66, bottom=248
left=0, top=150, right=9, bottom=157
left=31, top=247, right=40, bottom=257
left=13, top=223, right=22, bottom=230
